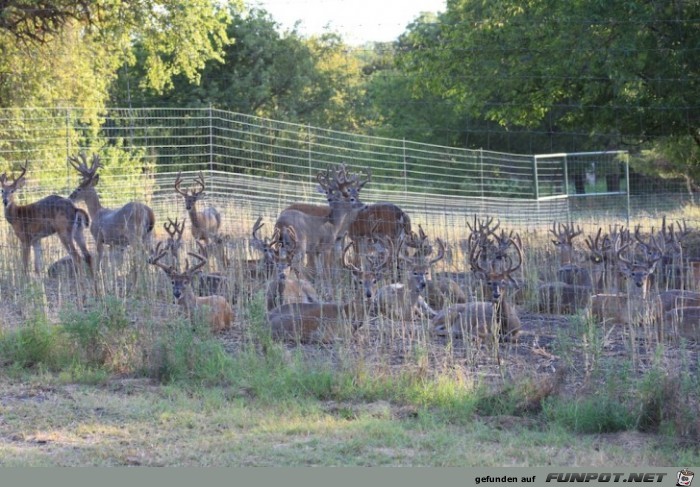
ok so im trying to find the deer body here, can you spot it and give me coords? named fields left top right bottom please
left=265, top=245, right=379, bottom=343
left=150, top=248, right=234, bottom=333
left=1, top=167, right=93, bottom=275
left=174, top=280, right=234, bottom=333
left=175, top=172, right=221, bottom=244
left=432, top=227, right=523, bottom=342
left=431, top=299, right=521, bottom=342
left=68, top=153, right=154, bottom=269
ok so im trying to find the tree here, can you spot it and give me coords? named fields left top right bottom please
left=112, top=8, right=367, bottom=131
left=399, top=0, right=699, bottom=182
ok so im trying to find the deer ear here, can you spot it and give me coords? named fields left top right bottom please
left=91, top=174, right=100, bottom=186
left=473, top=270, right=487, bottom=281
left=15, top=177, right=26, bottom=189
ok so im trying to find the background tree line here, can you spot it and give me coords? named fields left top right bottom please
left=0, top=0, right=697, bottom=195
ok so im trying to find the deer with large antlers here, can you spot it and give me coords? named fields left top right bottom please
left=264, top=241, right=380, bottom=343
left=372, top=236, right=439, bottom=322
left=68, top=152, right=155, bottom=271
left=149, top=247, right=234, bottom=333
left=1, top=164, right=93, bottom=275
left=589, top=235, right=663, bottom=327
left=274, top=164, right=368, bottom=280
left=431, top=234, right=522, bottom=343
left=174, top=171, right=221, bottom=245
left=245, top=216, right=278, bottom=281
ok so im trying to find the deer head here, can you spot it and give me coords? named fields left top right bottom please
left=549, top=221, right=583, bottom=265
left=174, top=171, right=207, bottom=211
left=0, top=163, right=28, bottom=207
left=150, top=246, right=208, bottom=301
left=68, top=152, right=101, bottom=199
left=470, top=233, right=523, bottom=302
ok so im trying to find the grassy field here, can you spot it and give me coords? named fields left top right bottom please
left=0, top=196, right=699, bottom=466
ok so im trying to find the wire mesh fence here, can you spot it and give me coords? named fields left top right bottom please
left=0, top=106, right=695, bottom=238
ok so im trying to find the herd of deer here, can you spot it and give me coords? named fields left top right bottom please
left=1, top=156, right=699, bottom=345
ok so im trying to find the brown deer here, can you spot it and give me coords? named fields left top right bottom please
left=174, top=171, right=221, bottom=244
left=550, top=221, right=591, bottom=287
left=274, top=165, right=368, bottom=279
left=149, top=247, right=234, bottom=333
left=264, top=241, right=380, bottom=344
left=409, top=235, right=467, bottom=311
left=589, top=239, right=663, bottom=326
left=157, top=216, right=185, bottom=268
left=1, top=164, right=92, bottom=275
left=265, top=226, right=319, bottom=311
left=68, top=153, right=155, bottom=271
left=372, top=237, right=439, bottom=322
left=245, top=216, right=278, bottom=281
left=431, top=234, right=522, bottom=343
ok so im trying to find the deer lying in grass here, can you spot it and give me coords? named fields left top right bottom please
left=401, top=228, right=466, bottom=311
left=265, top=242, right=379, bottom=343
left=589, top=238, right=663, bottom=327
left=174, top=171, right=221, bottom=245
left=68, top=153, right=155, bottom=271
left=431, top=233, right=522, bottom=343
left=1, top=164, right=93, bottom=275
left=149, top=247, right=234, bottom=333
left=372, top=237, right=438, bottom=322
left=265, top=227, right=319, bottom=310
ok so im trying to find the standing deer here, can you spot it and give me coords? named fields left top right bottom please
left=68, top=153, right=155, bottom=271
left=274, top=165, right=368, bottom=279
left=432, top=235, right=523, bottom=343
left=265, top=241, right=380, bottom=344
left=149, top=248, right=234, bottom=333
left=174, top=171, right=221, bottom=244
left=1, top=164, right=92, bottom=275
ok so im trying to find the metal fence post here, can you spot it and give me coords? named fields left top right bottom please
left=208, top=105, right=214, bottom=173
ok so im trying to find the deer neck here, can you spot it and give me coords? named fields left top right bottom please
left=177, top=285, right=198, bottom=313
left=79, top=188, right=105, bottom=219
left=187, top=204, right=201, bottom=226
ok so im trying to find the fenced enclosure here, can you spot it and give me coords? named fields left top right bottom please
left=0, top=107, right=669, bottom=236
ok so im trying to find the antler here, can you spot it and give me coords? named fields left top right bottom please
left=68, top=152, right=100, bottom=180
left=148, top=242, right=175, bottom=275
left=550, top=221, right=583, bottom=245
left=192, top=172, right=207, bottom=197
left=184, top=252, right=208, bottom=276
left=1, top=162, right=28, bottom=188
left=174, top=171, right=188, bottom=197
left=428, top=238, right=445, bottom=266
left=164, top=217, right=184, bottom=241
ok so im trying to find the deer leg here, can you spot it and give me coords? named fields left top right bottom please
left=73, top=226, right=93, bottom=276
left=56, top=231, right=83, bottom=276
left=31, top=241, right=43, bottom=274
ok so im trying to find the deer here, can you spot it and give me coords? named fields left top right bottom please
left=549, top=221, right=591, bottom=287
left=589, top=237, right=663, bottom=327
left=68, top=152, right=155, bottom=271
left=245, top=216, right=278, bottom=281
left=401, top=230, right=467, bottom=311
left=372, top=236, right=439, bottom=322
left=265, top=226, right=319, bottom=311
left=1, top=164, right=93, bottom=276
left=157, top=216, right=185, bottom=268
left=431, top=233, right=523, bottom=343
left=274, top=164, right=369, bottom=280
left=174, top=171, right=221, bottom=245
left=149, top=247, right=234, bottom=333
left=264, top=241, right=380, bottom=344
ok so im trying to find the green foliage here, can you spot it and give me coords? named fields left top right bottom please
left=146, top=315, right=235, bottom=385
left=543, top=396, right=636, bottom=434
left=111, top=8, right=366, bottom=131
left=60, top=296, right=135, bottom=370
left=0, top=315, right=67, bottom=370
left=395, top=0, right=700, bottom=178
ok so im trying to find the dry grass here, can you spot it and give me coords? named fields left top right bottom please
left=0, top=194, right=699, bottom=465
